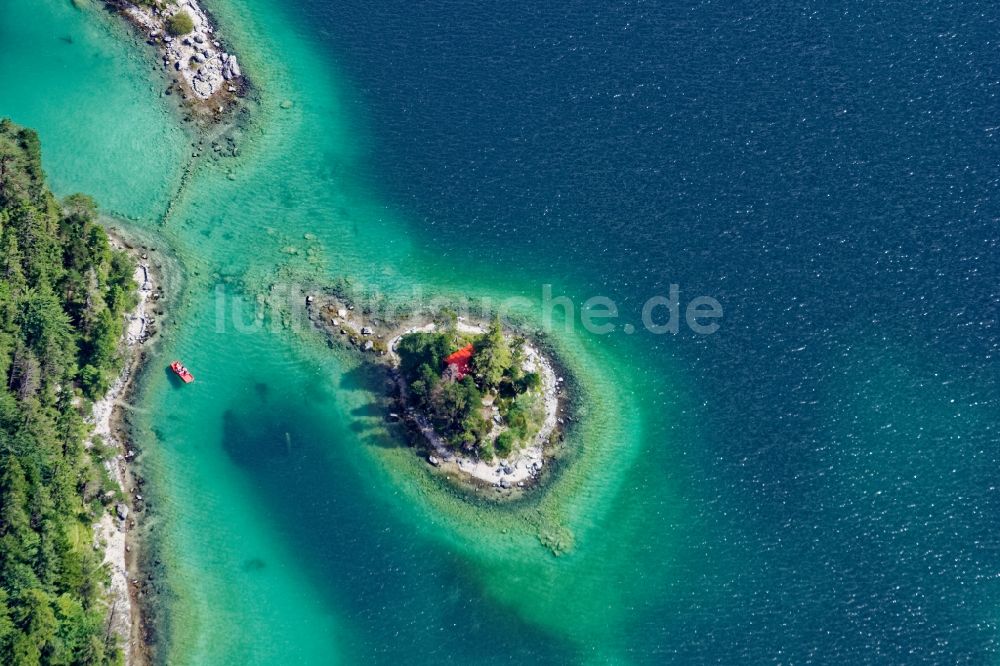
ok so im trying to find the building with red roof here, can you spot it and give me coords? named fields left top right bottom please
left=443, top=344, right=475, bottom=380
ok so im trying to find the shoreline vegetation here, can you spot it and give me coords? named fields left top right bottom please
left=305, top=289, right=573, bottom=500
left=104, top=0, right=248, bottom=125
left=0, top=120, right=166, bottom=664
left=88, top=229, right=169, bottom=666
left=26, top=3, right=249, bottom=660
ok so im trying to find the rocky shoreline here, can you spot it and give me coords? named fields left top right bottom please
left=88, top=231, right=171, bottom=666
left=108, top=0, right=247, bottom=121
left=304, top=290, right=573, bottom=499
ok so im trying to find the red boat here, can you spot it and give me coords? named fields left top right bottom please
left=170, top=361, right=195, bottom=384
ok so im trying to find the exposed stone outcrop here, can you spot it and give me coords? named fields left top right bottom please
left=119, top=0, right=244, bottom=103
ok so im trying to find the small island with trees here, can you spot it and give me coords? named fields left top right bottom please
left=305, top=292, right=569, bottom=496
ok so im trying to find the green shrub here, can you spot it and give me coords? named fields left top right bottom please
left=166, top=11, right=194, bottom=36
left=518, top=371, right=542, bottom=393
left=478, top=439, right=496, bottom=462
left=507, top=392, right=545, bottom=442
left=495, top=430, right=516, bottom=458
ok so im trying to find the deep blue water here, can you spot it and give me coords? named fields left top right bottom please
left=289, top=0, right=1000, bottom=661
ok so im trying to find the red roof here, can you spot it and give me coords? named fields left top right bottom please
left=443, top=344, right=474, bottom=379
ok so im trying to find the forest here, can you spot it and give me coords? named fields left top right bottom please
left=0, top=119, right=136, bottom=664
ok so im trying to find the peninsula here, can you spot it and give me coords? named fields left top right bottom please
left=0, top=119, right=166, bottom=664
left=107, top=0, right=246, bottom=121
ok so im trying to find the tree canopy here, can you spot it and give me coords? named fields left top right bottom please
left=0, top=118, right=132, bottom=664
left=395, top=319, right=544, bottom=461
left=470, top=317, right=512, bottom=390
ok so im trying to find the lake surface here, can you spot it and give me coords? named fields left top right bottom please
left=2, top=0, right=998, bottom=662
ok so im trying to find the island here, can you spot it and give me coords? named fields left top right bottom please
left=306, top=291, right=570, bottom=497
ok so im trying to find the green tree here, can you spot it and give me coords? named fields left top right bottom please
left=396, top=332, right=450, bottom=380
left=0, top=132, right=32, bottom=206
left=471, top=317, right=512, bottom=391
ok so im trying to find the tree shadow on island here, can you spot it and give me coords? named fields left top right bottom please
left=338, top=362, right=412, bottom=450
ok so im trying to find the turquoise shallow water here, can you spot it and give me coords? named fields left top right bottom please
left=0, top=0, right=187, bottom=220
left=3, top=0, right=1000, bottom=663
